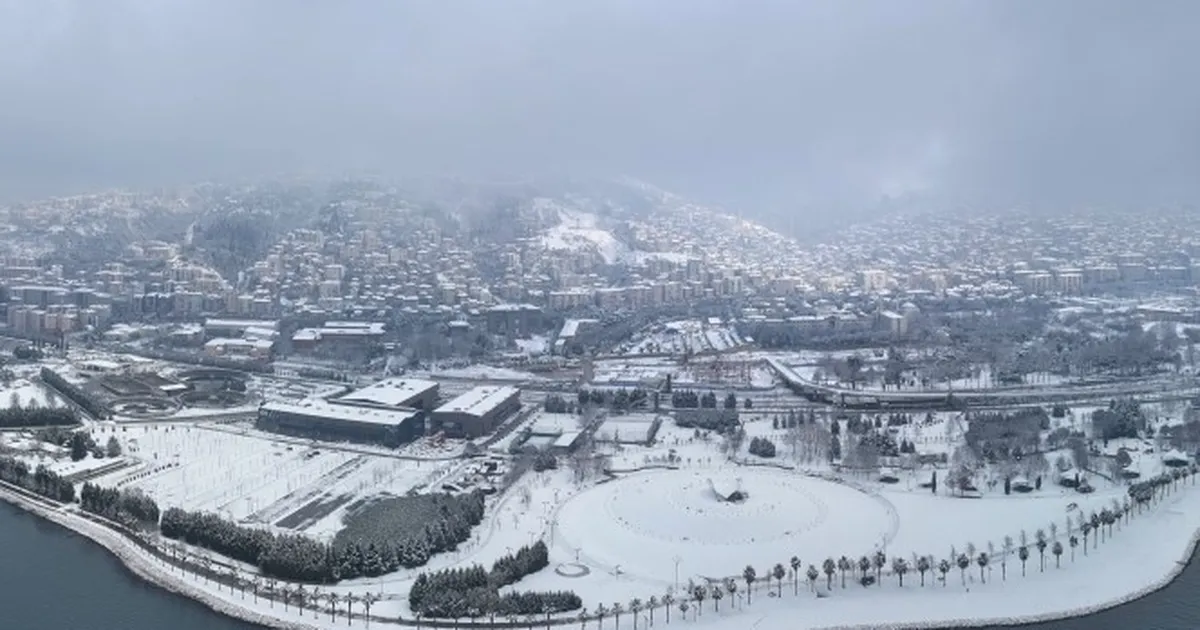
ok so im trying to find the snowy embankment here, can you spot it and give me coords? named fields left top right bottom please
left=0, top=483, right=328, bottom=630
left=681, top=483, right=1200, bottom=630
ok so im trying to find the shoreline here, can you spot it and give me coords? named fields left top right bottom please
left=0, top=486, right=321, bottom=630
left=2, top=480, right=1198, bottom=630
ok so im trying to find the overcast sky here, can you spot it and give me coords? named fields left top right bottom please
left=1, top=1, right=1196, bottom=225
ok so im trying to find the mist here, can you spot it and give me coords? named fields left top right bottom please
left=1, top=0, right=1197, bottom=227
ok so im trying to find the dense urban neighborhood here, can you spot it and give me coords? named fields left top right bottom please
left=4, top=179, right=1200, bottom=629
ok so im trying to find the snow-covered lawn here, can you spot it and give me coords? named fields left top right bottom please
left=91, top=424, right=447, bottom=531
left=0, top=379, right=65, bottom=409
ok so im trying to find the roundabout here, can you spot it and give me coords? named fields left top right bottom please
left=554, top=467, right=895, bottom=582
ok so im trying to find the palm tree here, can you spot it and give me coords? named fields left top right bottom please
left=578, top=610, right=589, bottom=630
left=690, top=586, right=704, bottom=617
left=294, top=585, right=308, bottom=618
left=361, top=592, right=379, bottom=628
left=630, top=598, right=643, bottom=629
left=710, top=585, right=723, bottom=613
left=937, top=559, right=950, bottom=587
left=790, top=556, right=802, bottom=595
left=772, top=563, right=786, bottom=596
left=1069, top=535, right=1079, bottom=562
left=743, top=566, right=757, bottom=603
left=1090, top=513, right=1101, bottom=548
left=647, top=596, right=659, bottom=625
left=857, top=556, right=871, bottom=585
left=613, top=602, right=625, bottom=629
left=823, top=558, right=836, bottom=589
left=678, top=601, right=689, bottom=623
left=956, top=553, right=970, bottom=585
left=1002, top=535, right=1014, bottom=581
left=594, top=604, right=608, bottom=629
left=1052, top=540, right=1064, bottom=568
left=873, top=551, right=887, bottom=584
left=892, top=557, right=909, bottom=586
left=725, top=578, right=737, bottom=609
left=806, top=564, right=819, bottom=592
left=309, top=587, right=321, bottom=619
left=228, top=567, right=241, bottom=596
left=250, top=576, right=261, bottom=604
left=1018, top=546, right=1030, bottom=577
left=976, top=552, right=989, bottom=583
left=344, top=592, right=358, bottom=626
left=199, top=556, right=212, bottom=584
left=1081, top=522, right=1092, bottom=555
left=266, top=578, right=278, bottom=608
left=837, top=556, right=851, bottom=588
left=661, top=594, right=673, bottom=624
left=1035, top=531, right=1048, bottom=573
left=325, top=592, right=339, bottom=623
left=916, top=555, right=931, bottom=586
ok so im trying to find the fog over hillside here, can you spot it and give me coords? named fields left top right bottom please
left=1, top=1, right=1197, bottom=233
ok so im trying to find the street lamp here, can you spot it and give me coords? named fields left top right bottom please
left=673, top=556, right=683, bottom=590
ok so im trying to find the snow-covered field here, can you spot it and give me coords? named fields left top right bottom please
left=0, top=379, right=65, bottom=409
left=615, top=319, right=745, bottom=356
left=86, top=424, right=453, bottom=533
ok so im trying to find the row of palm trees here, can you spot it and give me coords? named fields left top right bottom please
left=566, top=465, right=1197, bottom=629
left=142, top=463, right=1196, bottom=630
left=158, top=541, right=380, bottom=625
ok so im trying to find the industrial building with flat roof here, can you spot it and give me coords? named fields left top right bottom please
left=257, top=399, right=423, bottom=447
left=430, top=386, right=521, bottom=439
left=334, top=378, right=440, bottom=410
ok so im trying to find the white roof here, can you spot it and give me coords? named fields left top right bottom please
left=553, top=431, right=582, bottom=447
left=434, top=385, right=520, bottom=417
left=261, top=399, right=420, bottom=427
left=339, top=378, right=438, bottom=407
left=204, top=318, right=279, bottom=330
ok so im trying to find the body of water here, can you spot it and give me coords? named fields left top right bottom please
left=0, top=499, right=1195, bottom=630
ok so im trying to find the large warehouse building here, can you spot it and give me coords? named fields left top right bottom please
left=430, top=386, right=521, bottom=438
left=257, top=399, right=423, bottom=447
left=333, top=378, right=440, bottom=410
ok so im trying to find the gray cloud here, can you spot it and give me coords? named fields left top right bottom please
left=1, top=0, right=1196, bottom=226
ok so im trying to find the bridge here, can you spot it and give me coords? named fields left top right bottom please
left=764, top=357, right=1200, bottom=410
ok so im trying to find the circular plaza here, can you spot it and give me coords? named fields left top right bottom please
left=554, top=467, right=895, bottom=582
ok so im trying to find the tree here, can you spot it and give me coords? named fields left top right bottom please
left=661, top=594, right=673, bottom=624
left=772, top=563, right=786, bottom=596
left=1069, top=535, right=1079, bottom=562
left=837, top=556, right=851, bottom=588
left=956, top=554, right=970, bottom=585
left=857, top=555, right=871, bottom=585
left=344, top=592, right=357, bottom=625
left=647, top=596, right=658, bottom=625
left=937, top=559, right=951, bottom=586
left=689, top=587, right=703, bottom=618
left=1052, top=540, right=1064, bottom=568
left=1036, top=530, right=1048, bottom=572
left=892, top=557, right=909, bottom=586
left=325, top=591, right=339, bottom=623
left=1018, top=546, right=1030, bottom=577
left=916, top=555, right=931, bottom=587
left=790, top=556, right=802, bottom=595
left=976, top=552, right=989, bottom=583
left=594, top=604, right=607, bottom=629
left=105, top=436, right=122, bottom=458
left=709, top=585, right=722, bottom=613
left=807, top=564, right=820, bottom=592
left=70, top=431, right=90, bottom=462
left=822, top=558, right=836, bottom=590
left=678, top=601, right=689, bottom=623
left=743, top=566, right=757, bottom=603
left=362, top=592, right=378, bottom=627
left=1081, top=522, right=1092, bottom=555
left=872, top=550, right=886, bottom=584
left=630, top=598, right=643, bottom=628
left=724, top=579, right=737, bottom=609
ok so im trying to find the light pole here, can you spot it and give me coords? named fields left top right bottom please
left=673, top=556, right=683, bottom=590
